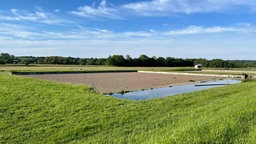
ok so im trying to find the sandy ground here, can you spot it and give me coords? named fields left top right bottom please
left=25, top=72, right=217, bottom=93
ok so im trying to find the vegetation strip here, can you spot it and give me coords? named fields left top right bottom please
left=138, top=70, right=245, bottom=78
left=195, top=84, right=229, bottom=86
left=10, top=70, right=137, bottom=75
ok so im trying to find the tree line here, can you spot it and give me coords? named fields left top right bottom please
left=0, top=53, right=106, bottom=65
left=1, top=53, right=256, bottom=68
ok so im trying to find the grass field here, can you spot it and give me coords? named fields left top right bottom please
left=0, top=64, right=195, bottom=72
left=1, top=64, right=254, bottom=76
left=1, top=66, right=256, bottom=143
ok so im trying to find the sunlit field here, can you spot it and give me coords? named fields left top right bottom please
left=1, top=65, right=256, bottom=143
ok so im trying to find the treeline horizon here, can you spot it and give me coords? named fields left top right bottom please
left=1, top=53, right=256, bottom=68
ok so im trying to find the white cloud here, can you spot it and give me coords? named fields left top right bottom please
left=0, top=23, right=40, bottom=39
left=71, top=0, right=121, bottom=19
left=0, top=8, right=69, bottom=25
left=123, top=31, right=155, bottom=37
left=1, top=22, right=256, bottom=41
left=123, top=0, right=174, bottom=16
left=11, top=9, right=37, bottom=21
left=69, top=0, right=256, bottom=18
left=0, top=22, right=118, bottom=40
left=122, top=0, right=256, bottom=16
left=164, top=25, right=240, bottom=35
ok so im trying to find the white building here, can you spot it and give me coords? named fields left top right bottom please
left=195, top=64, right=202, bottom=69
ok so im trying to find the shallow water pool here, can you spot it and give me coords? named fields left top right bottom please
left=107, top=79, right=241, bottom=100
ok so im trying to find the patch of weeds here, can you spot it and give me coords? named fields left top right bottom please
left=119, top=90, right=129, bottom=95
left=242, top=79, right=256, bottom=83
left=87, top=87, right=95, bottom=92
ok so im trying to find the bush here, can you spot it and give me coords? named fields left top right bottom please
left=0, top=58, right=5, bottom=64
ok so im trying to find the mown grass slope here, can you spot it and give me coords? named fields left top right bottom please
left=1, top=72, right=256, bottom=143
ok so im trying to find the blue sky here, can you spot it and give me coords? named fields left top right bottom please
left=0, top=0, right=256, bottom=59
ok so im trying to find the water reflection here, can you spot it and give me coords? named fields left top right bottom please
left=108, top=79, right=241, bottom=100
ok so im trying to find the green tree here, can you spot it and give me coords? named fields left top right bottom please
left=79, top=59, right=87, bottom=65
left=138, top=54, right=151, bottom=66
left=86, top=58, right=96, bottom=65
left=0, top=57, right=5, bottom=64
left=20, top=58, right=32, bottom=65
left=194, top=58, right=209, bottom=67
left=156, top=57, right=166, bottom=66
left=1, top=53, right=14, bottom=64
left=166, top=57, right=176, bottom=66
left=209, top=59, right=226, bottom=67
left=106, top=55, right=126, bottom=66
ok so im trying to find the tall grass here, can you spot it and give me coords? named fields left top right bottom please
left=1, top=72, right=256, bottom=143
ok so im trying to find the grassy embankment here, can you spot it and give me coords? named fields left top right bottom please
left=1, top=70, right=256, bottom=143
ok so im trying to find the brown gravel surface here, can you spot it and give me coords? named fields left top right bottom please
left=25, top=72, right=217, bottom=93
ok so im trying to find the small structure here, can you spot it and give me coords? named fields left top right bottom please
left=195, top=64, right=202, bottom=69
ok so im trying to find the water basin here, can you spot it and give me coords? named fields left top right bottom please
left=108, top=79, right=241, bottom=100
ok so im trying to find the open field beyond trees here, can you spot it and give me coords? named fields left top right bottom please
left=1, top=65, right=256, bottom=143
